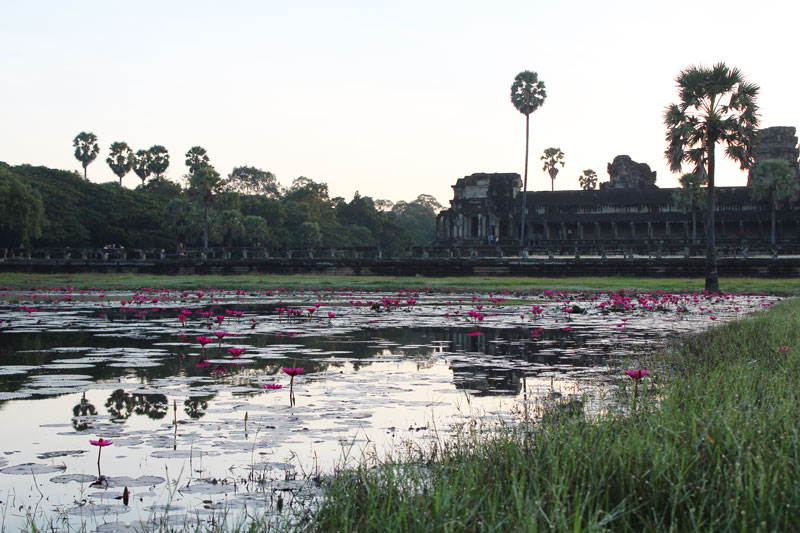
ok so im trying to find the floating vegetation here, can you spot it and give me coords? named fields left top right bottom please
left=0, top=285, right=779, bottom=530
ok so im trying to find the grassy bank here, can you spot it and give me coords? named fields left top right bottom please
left=1, top=272, right=800, bottom=294
left=303, top=299, right=800, bottom=531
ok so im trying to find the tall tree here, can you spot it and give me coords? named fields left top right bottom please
left=162, top=198, right=202, bottom=246
left=106, top=142, right=134, bottom=186
left=510, top=71, right=546, bottom=245
left=672, top=172, right=707, bottom=244
left=210, top=209, right=244, bottom=246
left=0, top=170, right=45, bottom=246
left=148, top=145, right=170, bottom=178
left=242, top=215, right=271, bottom=246
left=185, top=146, right=210, bottom=174
left=73, top=132, right=100, bottom=181
left=541, top=147, right=565, bottom=191
left=132, top=149, right=153, bottom=185
left=578, top=169, right=597, bottom=190
left=188, top=166, right=223, bottom=249
left=375, top=199, right=394, bottom=211
left=226, top=166, right=280, bottom=197
left=750, top=159, right=798, bottom=246
left=665, top=63, right=759, bottom=292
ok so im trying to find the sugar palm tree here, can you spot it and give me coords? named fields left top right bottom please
left=185, top=146, right=210, bottom=175
left=510, top=71, right=546, bottom=245
left=579, top=169, right=597, bottom=190
left=665, top=63, right=759, bottom=292
left=132, top=149, right=153, bottom=185
left=73, top=132, right=99, bottom=180
left=106, top=142, right=134, bottom=186
left=148, top=145, right=170, bottom=178
left=672, top=172, right=707, bottom=244
left=750, top=159, right=798, bottom=246
left=541, top=147, right=565, bottom=191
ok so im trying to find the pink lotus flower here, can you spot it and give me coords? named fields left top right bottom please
left=263, top=383, right=283, bottom=390
left=196, top=358, right=211, bottom=367
left=625, top=369, right=650, bottom=381
left=467, top=330, right=483, bottom=336
left=214, top=330, right=227, bottom=340
left=625, top=368, right=650, bottom=402
left=197, top=335, right=213, bottom=355
left=213, top=365, right=227, bottom=375
left=282, top=367, right=304, bottom=406
left=90, top=437, right=113, bottom=469
left=228, top=347, right=246, bottom=357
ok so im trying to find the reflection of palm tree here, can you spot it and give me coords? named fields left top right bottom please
left=184, top=394, right=215, bottom=419
left=72, top=392, right=97, bottom=431
left=133, top=393, right=168, bottom=420
left=106, top=389, right=135, bottom=420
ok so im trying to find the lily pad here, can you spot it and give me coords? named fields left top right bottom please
left=1, top=462, right=67, bottom=475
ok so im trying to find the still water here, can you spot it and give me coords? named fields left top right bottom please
left=0, top=286, right=777, bottom=530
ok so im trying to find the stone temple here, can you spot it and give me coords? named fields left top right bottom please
left=435, top=127, right=800, bottom=249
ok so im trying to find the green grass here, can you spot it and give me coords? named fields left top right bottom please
left=1, top=272, right=799, bottom=294
left=300, top=298, right=800, bottom=532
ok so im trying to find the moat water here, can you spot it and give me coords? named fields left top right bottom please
left=0, top=286, right=777, bottom=530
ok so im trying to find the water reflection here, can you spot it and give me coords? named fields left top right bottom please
left=71, top=392, right=97, bottom=430
left=104, top=389, right=169, bottom=421
left=184, top=393, right=215, bottom=419
left=0, top=289, right=780, bottom=531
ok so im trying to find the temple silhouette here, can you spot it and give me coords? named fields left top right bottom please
left=436, top=127, right=800, bottom=248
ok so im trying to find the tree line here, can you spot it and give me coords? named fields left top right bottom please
left=0, top=150, right=442, bottom=254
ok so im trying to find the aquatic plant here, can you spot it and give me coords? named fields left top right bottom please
left=228, top=347, right=245, bottom=357
left=625, top=368, right=650, bottom=402
left=89, top=437, right=113, bottom=473
left=282, top=367, right=304, bottom=406
left=197, top=335, right=213, bottom=357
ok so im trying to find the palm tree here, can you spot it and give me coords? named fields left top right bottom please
left=578, top=169, right=597, bottom=190
left=132, top=149, right=153, bottom=185
left=665, top=63, right=759, bottom=293
left=73, top=132, right=100, bottom=180
left=185, top=146, right=210, bottom=175
left=148, top=145, right=170, bottom=178
left=188, top=166, right=223, bottom=249
left=750, top=159, right=798, bottom=246
left=672, top=172, right=707, bottom=244
left=106, top=142, right=134, bottom=186
left=541, top=147, right=565, bottom=191
left=510, top=71, right=546, bottom=245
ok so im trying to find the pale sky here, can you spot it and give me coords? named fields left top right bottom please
left=2, top=1, right=798, bottom=207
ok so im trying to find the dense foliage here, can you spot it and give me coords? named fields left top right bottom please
left=0, top=162, right=440, bottom=254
